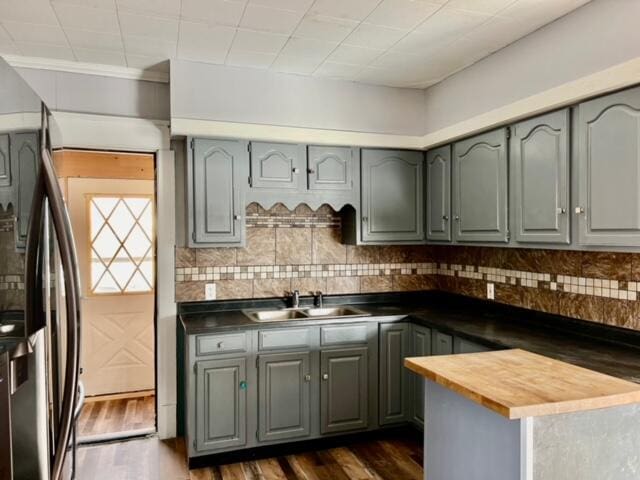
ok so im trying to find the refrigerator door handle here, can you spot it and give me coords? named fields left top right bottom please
left=40, top=108, right=82, bottom=480
left=74, top=381, right=85, bottom=421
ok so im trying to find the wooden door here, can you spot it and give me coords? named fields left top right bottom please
left=511, top=110, right=570, bottom=244
left=379, top=322, right=410, bottom=425
left=320, top=347, right=368, bottom=434
left=250, top=141, right=304, bottom=191
left=67, top=174, right=155, bottom=396
left=361, top=149, right=424, bottom=243
left=196, top=357, right=247, bottom=452
left=189, top=138, right=247, bottom=246
left=307, top=145, right=352, bottom=191
left=410, top=324, right=431, bottom=427
left=426, top=145, right=452, bottom=242
left=577, top=86, right=640, bottom=246
left=453, top=129, right=509, bottom=243
left=258, top=351, right=311, bottom=442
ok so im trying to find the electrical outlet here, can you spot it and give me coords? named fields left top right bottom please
left=205, top=283, right=216, bottom=300
left=487, top=283, right=495, bottom=300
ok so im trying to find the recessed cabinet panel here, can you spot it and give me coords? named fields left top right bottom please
left=250, top=142, right=303, bottom=190
left=11, top=132, right=39, bottom=249
left=0, top=134, right=10, bottom=187
left=379, top=323, right=410, bottom=425
left=258, top=352, right=311, bottom=442
left=512, top=110, right=570, bottom=244
left=189, top=138, right=247, bottom=246
left=308, top=146, right=352, bottom=191
left=426, top=145, right=451, bottom=242
left=361, top=149, right=424, bottom=243
left=453, top=128, right=508, bottom=243
left=320, top=347, right=368, bottom=434
left=578, top=87, right=640, bottom=246
left=432, top=331, right=453, bottom=356
left=195, top=357, right=246, bottom=452
left=410, top=325, right=431, bottom=427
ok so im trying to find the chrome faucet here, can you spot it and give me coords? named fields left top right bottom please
left=289, top=290, right=300, bottom=308
left=314, top=291, right=324, bottom=308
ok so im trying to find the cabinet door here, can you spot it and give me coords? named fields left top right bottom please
left=11, top=132, right=39, bottom=249
left=195, top=357, right=247, bottom=452
left=410, top=325, right=431, bottom=427
left=453, top=129, right=508, bottom=243
left=0, top=134, right=10, bottom=187
left=426, top=145, right=452, bottom=242
left=250, top=142, right=304, bottom=191
left=577, top=86, right=640, bottom=246
left=308, top=146, right=353, bottom=192
left=512, top=110, right=570, bottom=244
left=189, top=138, right=247, bottom=246
left=361, top=149, right=424, bottom=242
left=453, top=337, right=491, bottom=354
left=379, top=323, right=410, bottom=425
left=432, top=331, right=453, bottom=356
left=320, top=347, right=368, bottom=434
left=258, top=351, right=311, bottom=442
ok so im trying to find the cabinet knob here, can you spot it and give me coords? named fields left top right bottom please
left=362, top=216, right=368, bottom=223
left=454, top=215, right=460, bottom=221
left=322, top=373, right=329, bottom=381
left=557, top=207, right=566, bottom=214
left=292, top=167, right=300, bottom=174
left=575, top=206, right=585, bottom=214
left=239, top=380, right=247, bottom=390
left=442, top=215, right=449, bottom=221
left=217, top=341, right=224, bottom=348
left=234, top=214, right=242, bottom=220
left=307, top=168, right=315, bottom=174
left=304, top=374, right=311, bottom=382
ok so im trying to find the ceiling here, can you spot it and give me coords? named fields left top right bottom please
left=0, top=0, right=591, bottom=88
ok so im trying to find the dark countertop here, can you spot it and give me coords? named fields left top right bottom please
left=179, top=292, right=640, bottom=384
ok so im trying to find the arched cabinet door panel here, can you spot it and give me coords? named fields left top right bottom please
left=11, top=132, right=39, bottom=249
left=361, top=149, right=424, bottom=243
left=250, top=142, right=304, bottom=191
left=453, top=128, right=508, bottom=243
left=511, top=109, right=570, bottom=244
left=188, top=138, right=248, bottom=246
left=308, top=146, right=352, bottom=191
left=577, top=86, right=640, bottom=246
left=426, top=145, right=451, bottom=242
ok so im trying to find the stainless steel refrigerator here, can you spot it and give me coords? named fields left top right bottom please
left=0, top=58, right=83, bottom=479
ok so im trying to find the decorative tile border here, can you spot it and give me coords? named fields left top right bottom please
left=0, top=274, right=24, bottom=290
left=246, top=202, right=340, bottom=229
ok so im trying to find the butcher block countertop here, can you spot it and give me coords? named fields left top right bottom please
left=404, top=349, right=640, bottom=419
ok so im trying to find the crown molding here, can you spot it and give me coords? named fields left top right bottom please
left=2, top=54, right=169, bottom=83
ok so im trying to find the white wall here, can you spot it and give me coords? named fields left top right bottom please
left=171, top=60, right=426, bottom=136
left=422, top=0, right=640, bottom=136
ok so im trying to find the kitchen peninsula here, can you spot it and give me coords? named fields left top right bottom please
left=405, top=349, right=640, bottom=480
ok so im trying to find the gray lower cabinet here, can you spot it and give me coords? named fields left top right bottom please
left=257, top=351, right=311, bottom=442
left=250, top=141, right=304, bottom=191
left=379, top=323, right=410, bottom=425
left=577, top=86, right=640, bottom=246
left=320, top=347, right=369, bottom=434
left=432, top=331, right=453, bottom=356
left=453, top=337, right=491, bottom=354
left=188, top=138, right=248, bottom=247
left=195, top=357, right=247, bottom=452
left=361, top=149, right=424, bottom=243
left=511, top=109, right=570, bottom=244
left=426, top=145, right=452, bottom=242
left=410, top=325, right=431, bottom=427
left=453, top=128, right=509, bottom=243
left=11, top=132, right=39, bottom=249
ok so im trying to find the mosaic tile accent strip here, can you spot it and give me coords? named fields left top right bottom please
left=0, top=274, right=24, bottom=290
left=246, top=202, right=340, bottom=229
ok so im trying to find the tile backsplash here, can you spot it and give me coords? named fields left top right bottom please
left=176, top=204, right=640, bottom=331
left=0, top=207, right=25, bottom=310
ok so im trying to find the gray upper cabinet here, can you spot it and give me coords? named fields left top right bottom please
left=453, top=128, right=508, bottom=243
left=258, top=351, right=311, bottom=443
left=511, top=110, right=570, bottom=244
left=250, top=142, right=304, bottom=191
left=361, top=149, right=424, bottom=243
left=379, top=323, right=410, bottom=425
left=426, top=145, right=452, bottom=242
left=410, top=324, right=431, bottom=427
left=0, top=134, right=10, bottom=188
left=307, top=146, right=352, bottom=192
left=320, top=347, right=368, bottom=434
left=577, top=86, right=640, bottom=246
left=195, top=357, right=247, bottom=452
left=188, top=138, right=248, bottom=247
left=11, top=132, right=39, bottom=249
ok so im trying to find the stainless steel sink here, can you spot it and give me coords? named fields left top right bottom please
left=243, top=309, right=308, bottom=322
left=243, top=306, right=370, bottom=323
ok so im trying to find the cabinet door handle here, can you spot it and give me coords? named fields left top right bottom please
left=557, top=207, right=566, bottom=214
left=307, top=168, right=315, bottom=174
left=454, top=215, right=460, bottom=221
left=575, top=206, right=585, bottom=214
left=322, top=373, right=329, bottom=380
left=442, top=215, right=449, bottom=221
left=304, top=374, right=311, bottom=382
left=292, top=167, right=300, bottom=174
left=234, top=214, right=242, bottom=220
left=217, top=341, right=224, bottom=349
left=239, top=381, right=247, bottom=390
left=362, top=216, right=368, bottom=223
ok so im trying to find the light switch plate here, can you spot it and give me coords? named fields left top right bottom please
left=487, top=283, right=495, bottom=300
left=205, top=283, right=216, bottom=300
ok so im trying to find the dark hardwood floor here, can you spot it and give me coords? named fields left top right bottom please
left=77, top=393, right=155, bottom=437
left=75, top=433, right=424, bottom=480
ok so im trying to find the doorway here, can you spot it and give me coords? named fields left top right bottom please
left=55, top=150, right=156, bottom=441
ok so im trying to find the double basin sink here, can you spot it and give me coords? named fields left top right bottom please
left=243, top=306, right=371, bottom=323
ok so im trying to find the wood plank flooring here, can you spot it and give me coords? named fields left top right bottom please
left=77, top=393, right=155, bottom=437
left=75, top=433, right=423, bottom=480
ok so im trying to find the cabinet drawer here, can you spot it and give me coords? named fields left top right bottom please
left=258, top=328, right=311, bottom=351
left=196, top=332, right=248, bottom=356
left=320, top=324, right=368, bottom=346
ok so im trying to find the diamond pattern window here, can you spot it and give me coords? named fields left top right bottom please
left=89, top=195, right=154, bottom=295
